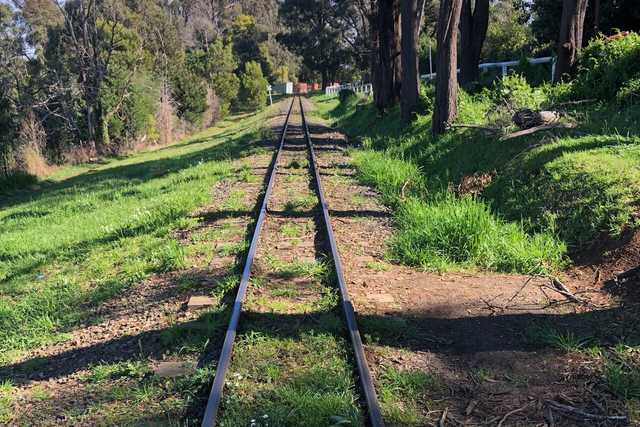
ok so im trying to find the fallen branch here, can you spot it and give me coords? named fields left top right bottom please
left=497, top=402, right=531, bottom=427
left=554, top=98, right=597, bottom=107
left=550, top=278, right=583, bottom=304
left=500, top=122, right=576, bottom=141
left=545, top=400, right=627, bottom=422
left=438, top=408, right=448, bottom=427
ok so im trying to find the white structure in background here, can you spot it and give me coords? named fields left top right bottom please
left=272, top=82, right=294, bottom=95
left=421, top=56, right=556, bottom=81
left=323, top=57, right=556, bottom=98
left=325, top=82, right=374, bottom=96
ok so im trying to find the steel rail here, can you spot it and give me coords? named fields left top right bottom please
left=298, top=97, right=385, bottom=427
left=201, top=97, right=296, bottom=427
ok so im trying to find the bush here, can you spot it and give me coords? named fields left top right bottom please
left=172, top=68, right=209, bottom=126
left=492, top=73, right=545, bottom=110
left=574, top=32, right=640, bottom=100
left=417, top=83, right=435, bottom=114
left=338, top=89, right=356, bottom=104
left=616, top=76, right=640, bottom=105
left=240, top=61, right=268, bottom=111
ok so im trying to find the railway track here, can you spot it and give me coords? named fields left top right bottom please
left=201, top=96, right=384, bottom=427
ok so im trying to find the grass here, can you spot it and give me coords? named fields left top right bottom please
left=311, top=85, right=640, bottom=269
left=377, top=365, right=442, bottom=425
left=0, top=380, right=14, bottom=424
left=264, top=255, right=329, bottom=280
left=0, top=105, right=275, bottom=363
left=218, top=330, right=362, bottom=427
left=391, top=196, right=565, bottom=273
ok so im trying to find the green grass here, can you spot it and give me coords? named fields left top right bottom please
left=311, top=85, right=640, bottom=268
left=391, top=197, right=565, bottom=273
left=264, top=256, right=329, bottom=280
left=0, top=380, right=14, bottom=424
left=218, top=330, right=363, bottom=427
left=0, top=106, right=275, bottom=363
left=377, top=366, right=442, bottom=425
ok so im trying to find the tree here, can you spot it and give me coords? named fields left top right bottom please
left=240, top=60, right=268, bottom=110
left=554, top=0, right=588, bottom=81
left=432, top=0, right=463, bottom=136
left=459, top=0, right=489, bottom=85
left=400, top=0, right=427, bottom=122
left=279, top=0, right=350, bottom=89
left=187, top=39, right=240, bottom=117
left=374, top=0, right=399, bottom=111
left=483, top=0, right=533, bottom=61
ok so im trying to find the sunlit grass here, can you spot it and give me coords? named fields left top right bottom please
left=0, top=106, right=276, bottom=363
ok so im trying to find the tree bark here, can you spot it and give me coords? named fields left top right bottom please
left=393, top=0, right=402, bottom=99
left=554, top=0, right=588, bottom=82
left=432, top=0, right=463, bottom=136
left=375, top=0, right=399, bottom=112
left=400, top=0, right=423, bottom=122
left=459, top=0, right=489, bottom=86
left=592, top=0, right=600, bottom=36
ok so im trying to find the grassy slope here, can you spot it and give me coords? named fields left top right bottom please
left=311, top=91, right=640, bottom=270
left=0, top=109, right=272, bottom=363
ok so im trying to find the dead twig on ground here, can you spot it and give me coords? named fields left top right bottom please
left=545, top=400, right=627, bottom=422
left=496, top=402, right=531, bottom=427
left=439, top=408, right=449, bottom=427
left=548, top=277, right=584, bottom=304
left=500, top=122, right=576, bottom=141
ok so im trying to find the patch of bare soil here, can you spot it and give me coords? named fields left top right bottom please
left=0, top=140, right=277, bottom=425
left=308, top=117, right=631, bottom=426
left=566, top=228, right=640, bottom=303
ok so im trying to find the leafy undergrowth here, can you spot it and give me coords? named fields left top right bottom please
left=0, top=108, right=273, bottom=363
left=311, top=83, right=640, bottom=270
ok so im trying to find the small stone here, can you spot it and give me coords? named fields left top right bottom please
left=153, top=361, right=195, bottom=378
left=187, top=296, right=215, bottom=310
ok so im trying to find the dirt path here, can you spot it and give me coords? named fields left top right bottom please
left=308, top=112, right=631, bottom=426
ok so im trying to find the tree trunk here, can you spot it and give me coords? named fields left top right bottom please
left=321, top=70, right=328, bottom=91
left=432, top=0, right=463, bottom=136
left=393, top=0, right=402, bottom=100
left=459, top=0, right=489, bottom=86
left=375, top=0, right=398, bottom=112
left=554, top=0, right=588, bottom=82
left=400, top=0, right=420, bottom=122
left=592, top=0, right=600, bottom=36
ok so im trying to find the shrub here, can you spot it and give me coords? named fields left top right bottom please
left=492, top=73, right=545, bottom=110
left=616, top=76, right=640, bottom=105
left=240, top=61, right=268, bottom=111
left=338, top=89, right=356, bottom=104
left=512, top=55, right=551, bottom=87
left=417, top=83, right=435, bottom=114
left=574, top=32, right=640, bottom=100
left=171, top=68, right=209, bottom=126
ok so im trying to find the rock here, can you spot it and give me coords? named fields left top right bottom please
left=187, top=296, right=215, bottom=310
left=153, top=361, right=195, bottom=378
